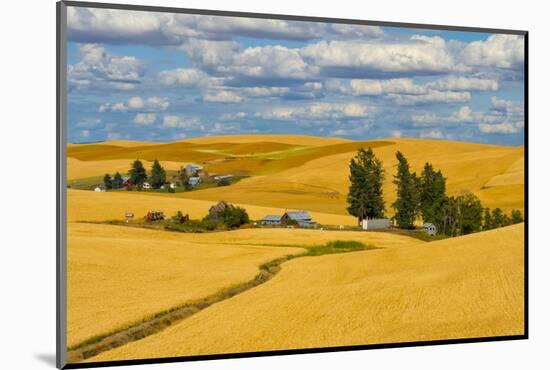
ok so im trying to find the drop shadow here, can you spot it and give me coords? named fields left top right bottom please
left=34, top=353, right=56, bottom=367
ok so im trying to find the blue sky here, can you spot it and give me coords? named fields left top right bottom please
left=66, top=7, right=525, bottom=145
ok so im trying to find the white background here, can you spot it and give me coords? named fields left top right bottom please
left=0, top=0, right=547, bottom=369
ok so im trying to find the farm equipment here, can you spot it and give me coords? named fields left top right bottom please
left=144, top=211, right=165, bottom=222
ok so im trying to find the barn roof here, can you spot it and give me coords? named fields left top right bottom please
left=186, top=163, right=203, bottom=169
left=262, top=215, right=282, bottom=221
left=284, top=211, right=312, bottom=221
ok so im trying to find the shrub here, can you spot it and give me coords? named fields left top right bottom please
left=223, top=206, right=250, bottom=228
left=326, top=240, right=366, bottom=249
left=201, top=219, right=219, bottom=231
left=218, top=178, right=231, bottom=187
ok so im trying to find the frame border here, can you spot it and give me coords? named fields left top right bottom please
left=57, top=1, right=68, bottom=369
left=56, top=1, right=529, bottom=369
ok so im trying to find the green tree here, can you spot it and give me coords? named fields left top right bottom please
left=491, top=208, right=505, bottom=228
left=420, top=163, right=447, bottom=224
left=483, top=208, right=493, bottom=230
left=223, top=206, right=250, bottom=228
left=112, top=172, right=123, bottom=189
left=150, top=159, right=167, bottom=189
left=457, top=192, right=483, bottom=235
left=103, top=173, right=113, bottom=190
left=511, top=209, right=523, bottom=224
left=346, top=147, right=385, bottom=225
left=434, top=196, right=456, bottom=236
left=392, top=151, right=420, bottom=229
left=129, top=160, right=147, bottom=188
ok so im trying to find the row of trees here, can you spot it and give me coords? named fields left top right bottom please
left=346, top=148, right=523, bottom=236
left=104, top=160, right=167, bottom=190
left=103, top=172, right=124, bottom=190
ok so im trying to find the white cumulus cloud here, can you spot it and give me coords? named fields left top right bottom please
left=462, top=34, right=524, bottom=69
left=203, top=90, right=244, bottom=103
left=133, top=113, right=156, bottom=125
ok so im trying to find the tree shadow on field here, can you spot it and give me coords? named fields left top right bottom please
left=34, top=353, right=56, bottom=367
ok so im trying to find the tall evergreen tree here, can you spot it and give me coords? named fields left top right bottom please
left=112, top=172, right=123, bottom=189
left=392, top=151, right=419, bottom=229
left=129, top=160, right=147, bottom=188
left=420, top=163, right=446, bottom=224
left=346, top=147, right=385, bottom=225
left=150, top=160, right=167, bottom=189
left=103, top=173, right=113, bottom=190
left=491, top=208, right=505, bottom=228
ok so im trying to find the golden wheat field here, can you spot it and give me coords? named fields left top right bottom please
left=67, top=158, right=187, bottom=180
left=181, top=134, right=351, bottom=146
left=67, top=222, right=305, bottom=348
left=178, top=138, right=524, bottom=215
left=89, top=223, right=524, bottom=362
left=67, top=135, right=524, bottom=215
left=65, top=134, right=524, bottom=362
left=67, top=189, right=357, bottom=225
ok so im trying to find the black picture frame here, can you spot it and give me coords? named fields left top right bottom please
left=56, top=1, right=528, bottom=368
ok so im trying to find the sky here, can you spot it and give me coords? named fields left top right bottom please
left=66, top=6, right=525, bottom=145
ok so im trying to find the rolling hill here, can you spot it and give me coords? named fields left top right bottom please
left=88, top=223, right=524, bottom=362
left=67, top=135, right=524, bottom=215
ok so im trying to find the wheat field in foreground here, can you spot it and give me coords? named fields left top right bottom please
left=66, top=222, right=305, bottom=348
left=67, top=221, right=421, bottom=349
left=89, top=223, right=524, bottom=362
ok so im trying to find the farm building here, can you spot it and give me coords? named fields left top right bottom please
left=119, top=176, right=134, bottom=188
left=260, top=215, right=282, bottom=226
left=94, top=186, right=106, bottom=192
left=208, top=200, right=234, bottom=221
left=361, top=218, right=391, bottom=230
left=185, top=163, right=203, bottom=176
left=281, top=211, right=317, bottom=228
left=188, top=176, right=201, bottom=188
left=214, top=174, right=234, bottom=182
left=423, top=223, right=437, bottom=236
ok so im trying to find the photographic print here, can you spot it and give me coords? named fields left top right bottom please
left=58, top=1, right=527, bottom=367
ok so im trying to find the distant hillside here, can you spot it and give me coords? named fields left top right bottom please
left=67, top=135, right=524, bottom=215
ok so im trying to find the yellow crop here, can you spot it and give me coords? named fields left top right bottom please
left=67, top=222, right=304, bottom=348
left=89, top=223, right=524, bottom=362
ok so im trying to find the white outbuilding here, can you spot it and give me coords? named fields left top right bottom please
left=423, top=223, right=437, bottom=236
left=361, top=218, right=391, bottom=230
